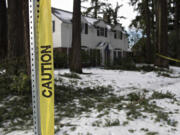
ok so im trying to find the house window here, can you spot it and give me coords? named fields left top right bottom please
left=97, top=27, right=100, bottom=36
left=81, top=23, right=84, bottom=33
left=52, top=21, right=55, bottom=32
left=97, top=27, right=107, bottom=37
left=105, top=28, right=107, bottom=37
left=120, top=32, right=123, bottom=39
left=85, top=23, right=88, bottom=34
left=100, top=27, right=104, bottom=36
left=81, top=23, right=88, bottom=34
left=114, top=31, right=122, bottom=40
left=114, top=30, right=117, bottom=39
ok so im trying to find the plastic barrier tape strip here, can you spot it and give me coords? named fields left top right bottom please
left=37, top=0, right=54, bottom=135
left=156, top=53, right=180, bottom=63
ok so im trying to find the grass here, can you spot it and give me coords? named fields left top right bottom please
left=104, top=119, right=120, bottom=127
left=151, top=91, right=176, bottom=100
left=92, top=120, right=102, bottom=127
left=141, top=128, right=149, bottom=132
left=146, top=131, right=159, bottom=135
left=128, top=129, right=136, bottom=133
left=0, top=95, right=33, bottom=133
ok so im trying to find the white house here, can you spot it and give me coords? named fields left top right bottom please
left=52, top=7, right=129, bottom=66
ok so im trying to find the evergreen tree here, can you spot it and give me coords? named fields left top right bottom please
left=83, top=0, right=106, bottom=18
left=130, top=0, right=153, bottom=63
left=112, top=2, right=123, bottom=25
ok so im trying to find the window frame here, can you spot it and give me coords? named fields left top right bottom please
left=97, top=27, right=108, bottom=37
left=114, top=30, right=123, bottom=40
left=85, top=23, right=88, bottom=34
left=52, top=20, right=55, bottom=32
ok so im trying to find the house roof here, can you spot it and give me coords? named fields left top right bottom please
left=52, top=7, right=111, bottom=29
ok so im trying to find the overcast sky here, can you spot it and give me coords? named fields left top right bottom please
left=51, top=0, right=137, bottom=31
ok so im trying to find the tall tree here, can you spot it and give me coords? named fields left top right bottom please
left=174, top=0, right=180, bottom=59
left=7, top=0, right=24, bottom=59
left=0, top=0, right=7, bottom=61
left=70, top=0, right=82, bottom=73
left=130, top=0, right=153, bottom=63
left=155, top=0, right=169, bottom=67
left=92, top=0, right=99, bottom=18
left=144, top=0, right=152, bottom=63
left=102, top=2, right=124, bottom=25
left=6, top=0, right=30, bottom=75
left=22, top=0, right=30, bottom=75
left=83, top=0, right=106, bottom=18
left=112, top=2, right=123, bottom=25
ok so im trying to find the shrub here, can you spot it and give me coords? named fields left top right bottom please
left=106, top=56, right=137, bottom=71
left=0, top=58, right=31, bottom=98
left=151, top=91, right=175, bottom=100
left=81, top=49, right=91, bottom=67
left=54, top=50, right=68, bottom=68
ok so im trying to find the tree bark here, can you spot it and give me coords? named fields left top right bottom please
left=151, top=0, right=156, bottom=61
left=0, top=0, right=7, bottom=61
left=7, top=0, right=30, bottom=75
left=155, top=0, right=169, bottom=68
left=70, top=0, right=82, bottom=73
left=22, top=0, right=31, bottom=76
left=175, top=0, right=180, bottom=59
left=144, top=0, right=152, bottom=63
left=7, top=0, right=24, bottom=58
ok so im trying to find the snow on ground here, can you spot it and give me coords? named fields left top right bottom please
left=54, top=66, right=180, bottom=135
left=1, top=66, right=180, bottom=135
left=55, top=66, right=180, bottom=96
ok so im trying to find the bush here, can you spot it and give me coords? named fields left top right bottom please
left=81, top=49, right=91, bottom=67
left=0, top=58, right=31, bottom=98
left=54, top=50, right=68, bottom=68
left=0, top=72, right=31, bottom=98
left=106, top=56, right=137, bottom=71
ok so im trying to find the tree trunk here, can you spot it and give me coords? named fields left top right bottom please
left=175, top=0, right=180, bottom=59
left=7, top=0, right=31, bottom=75
left=7, top=0, right=24, bottom=58
left=0, top=0, right=7, bottom=61
left=22, top=0, right=31, bottom=76
left=144, top=0, right=152, bottom=63
left=70, top=0, right=82, bottom=73
left=151, top=0, right=156, bottom=61
left=155, top=0, right=169, bottom=68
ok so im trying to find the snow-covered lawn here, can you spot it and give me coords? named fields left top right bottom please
left=1, top=66, right=180, bottom=135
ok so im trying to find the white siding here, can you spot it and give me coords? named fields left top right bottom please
left=52, top=14, right=62, bottom=48
left=61, top=23, right=72, bottom=48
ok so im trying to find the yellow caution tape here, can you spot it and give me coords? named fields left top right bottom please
left=37, top=0, right=54, bottom=135
left=156, top=53, right=180, bottom=63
